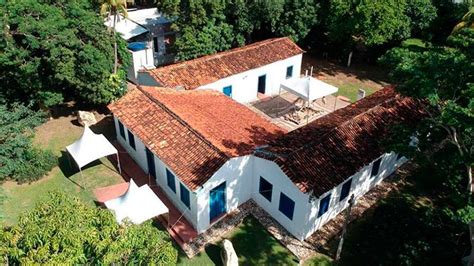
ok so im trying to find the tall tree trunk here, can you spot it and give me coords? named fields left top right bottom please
left=113, top=13, right=118, bottom=74
left=346, top=51, right=353, bottom=67
left=467, top=164, right=473, bottom=194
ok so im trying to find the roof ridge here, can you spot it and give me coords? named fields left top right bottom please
left=152, top=37, right=294, bottom=72
left=279, top=91, right=399, bottom=159
left=136, top=86, right=230, bottom=159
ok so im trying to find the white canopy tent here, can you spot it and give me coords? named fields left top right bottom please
left=66, top=126, right=121, bottom=181
left=105, top=179, right=169, bottom=224
left=280, top=76, right=338, bottom=102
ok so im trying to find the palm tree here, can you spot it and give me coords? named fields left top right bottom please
left=100, top=0, right=128, bottom=74
left=452, top=7, right=474, bottom=34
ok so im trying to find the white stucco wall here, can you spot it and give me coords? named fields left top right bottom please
left=196, top=54, right=303, bottom=103
left=127, top=43, right=154, bottom=83
left=251, top=157, right=309, bottom=240
left=195, top=156, right=253, bottom=233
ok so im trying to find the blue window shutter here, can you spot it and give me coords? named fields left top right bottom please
left=166, top=169, right=176, bottom=193
left=118, top=121, right=125, bottom=139
left=286, top=66, right=293, bottom=78
left=318, top=194, right=331, bottom=217
left=259, top=176, right=273, bottom=202
left=223, top=85, right=232, bottom=97
left=127, top=130, right=136, bottom=150
left=339, top=178, right=352, bottom=202
left=180, top=183, right=190, bottom=209
left=371, top=158, right=382, bottom=178
left=278, top=193, right=295, bottom=220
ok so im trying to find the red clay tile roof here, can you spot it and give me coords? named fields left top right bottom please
left=108, top=86, right=285, bottom=190
left=255, top=87, right=425, bottom=197
left=147, top=37, right=304, bottom=90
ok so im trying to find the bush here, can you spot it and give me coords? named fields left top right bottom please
left=0, top=104, right=55, bottom=183
left=0, top=192, right=178, bottom=264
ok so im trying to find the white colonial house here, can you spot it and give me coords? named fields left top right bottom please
left=144, top=37, right=304, bottom=103
left=108, top=78, right=423, bottom=242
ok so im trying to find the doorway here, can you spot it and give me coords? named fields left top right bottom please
left=258, top=74, right=266, bottom=94
left=209, top=182, right=226, bottom=221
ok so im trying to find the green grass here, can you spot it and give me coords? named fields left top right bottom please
left=337, top=82, right=378, bottom=103
left=176, top=216, right=303, bottom=266
left=1, top=116, right=123, bottom=226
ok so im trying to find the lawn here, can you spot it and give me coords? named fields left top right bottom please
left=302, top=55, right=389, bottom=102
left=176, top=216, right=332, bottom=266
left=176, top=216, right=327, bottom=266
left=1, top=113, right=123, bottom=226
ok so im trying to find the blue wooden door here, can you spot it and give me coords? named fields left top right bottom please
left=209, top=182, right=226, bottom=221
left=145, top=147, right=156, bottom=179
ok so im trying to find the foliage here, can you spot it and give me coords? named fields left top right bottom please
left=380, top=28, right=474, bottom=192
left=429, top=0, right=472, bottom=43
left=0, top=104, right=55, bottom=183
left=326, top=0, right=436, bottom=48
left=0, top=0, right=130, bottom=107
left=0, top=192, right=177, bottom=264
left=339, top=146, right=472, bottom=265
left=158, top=0, right=319, bottom=60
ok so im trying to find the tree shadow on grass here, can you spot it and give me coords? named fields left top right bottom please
left=228, top=217, right=299, bottom=266
left=205, top=244, right=223, bottom=266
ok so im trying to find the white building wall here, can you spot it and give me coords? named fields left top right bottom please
left=196, top=54, right=303, bottom=103
left=195, top=156, right=254, bottom=233
left=301, top=152, right=406, bottom=239
left=127, top=44, right=154, bottom=83
left=251, top=157, right=309, bottom=240
left=113, top=116, right=198, bottom=228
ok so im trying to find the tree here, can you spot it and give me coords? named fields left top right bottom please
left=0, top=192, right=178, bottom=264
left=0, top=104, right=55, bottom=184
left=100, top=0, right=129, bottom=74
left=379, top=28, right=474, bottom=193
left=0, top=0, right=130, bottom=107
left=326, top=0, right=436, bottom=66
left=157, top=0, right=319, bottom=60
left=453, top=7, right=474, bottom=34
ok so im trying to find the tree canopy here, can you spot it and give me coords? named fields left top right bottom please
left=0, top=0, right=130, bottom=107
left=0, top=192, right=177, bottom=264
left=158, top=0, right=319, bottom=60
left=380, top=28, right=474, bottom=193
left=0, top=104, right=55, bottom=183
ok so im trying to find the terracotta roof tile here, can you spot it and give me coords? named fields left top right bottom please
left=255, top=87, right=425, bottom=197
left=108, top=86, right=285, bottom=191
left=147, top=37, right=304, bottom=90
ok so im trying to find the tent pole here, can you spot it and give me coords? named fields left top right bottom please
left=306, top=100, right=309, bottom=125
left=333, top=92, right=339, bottom=111
left=117, top=153, right=122, bottom=174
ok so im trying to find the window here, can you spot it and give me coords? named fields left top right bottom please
left=396, top=153, right=403, bottom=161
left=278, top=193, right=295, bottom=220
left=318, top=194, right=331, bottom=217
left=286, top=65, right=293, bottom=79
left=371, top=158, right=382, bottom=178
left=180, top=183, right=190, bottom=209
left=118, top=120, right=125, bottom=139
left=166, top=169, right=176, bottom=193
left=127, top=130, right=136, bottom=150
left=259, top=176, right=273, bottom=202
left=223, top=85, right=232, bottom=97
left=339, top=178, right=352, bottom=202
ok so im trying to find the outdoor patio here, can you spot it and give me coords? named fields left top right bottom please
left=249, top=91, right=351, bottom=131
